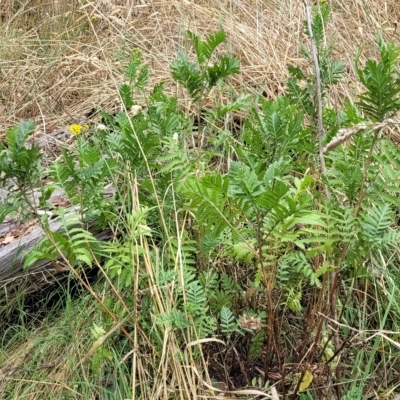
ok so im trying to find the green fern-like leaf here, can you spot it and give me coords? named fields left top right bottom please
left=260, top=188, right=304, bottom=233
left=276, top=260, right=290, bottom=286
left=24, top=234, right=61, bottom=268
left=194, top=315, right=218, bottom=338
left=0, top=120, right=41, bottom=187
left=380, top=229, right=400, bottom=253
left=182, top=264, right=197, bottom=286
left=361, top=204, right=393, bottom=243
left=256, top=181, right=290, bottom=213
left=340, top=385, right=362, bottom=400
left=263, top=157, right=289, bottom=187
left=285, top=285, right=302, bottom=314
left=24, top=213, right=97, bottom=270
left=199, top=269, right=219, bottom=296
left=210, top=290, right=232, bottom=314
left=119, top=83, right=134, bottom=109
left=220, top=305, right=238, bottom=335
left=325, top=60, right=345, bottom=85
left=282, top=252, right=321, bottom=287
left=230, top=241, right=255, bottom=263
left=355, top=35, right=400, bottom=121
left=159, top=149, right=192, bottom=187
left=186, top=281, right=207, bottom=316
left=125, top=49, right=148, bottom=89
left=249, top=330, right=265, bottom=359
left=50, top=161, right=76, bottom=198
left=187, top=30, right=226, bottom=65
left=220, top=273, right=241, bottom=296
left=171, top=59, right=204, bottom=100
left=247, top=97, right=306, bottom=163
left=134, top=64, right=148, bottom=89
left=207, top=56, right=240, bottom=88
left=6, top=119, right=36, bottom=150
left=208, top=93, right=251, bottom=120
left=286, top=77, right=313, bottom=113
left=288, top=65, right=306, bottom=81
left=156, top=310, right=190, bottom=330
left=67, top=227, right=96, bottom=267
left=228, top=162, right=266, bottom=209
left=304, top=4, right=330, bottom=48
left=182, top=173, right=243, bottom=236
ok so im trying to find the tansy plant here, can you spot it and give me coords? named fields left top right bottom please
left=69, top=123, right=89, bottom=135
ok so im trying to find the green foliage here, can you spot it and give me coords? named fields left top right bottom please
left=228, top=162, right=266, bottom=209
left=181, top=173, right=241, bottom=237
left=0, top=120, right=38, bottom=183
left=288, top=4, right=344, bottom=130
left=188, top=30, right=226, bottom=65
left=361, top=204, right=393, bottom=243
left=119, top=49, right=148, bottom=109
left=220, top=305, right=241, bottom=337
left=304, top=4, right=330, bottom=48
left=24, top=212, right=98, bottom=269
left=281, top=252, right=321, bottom=287
left=119, top=83, right=134, bottom=110
left=0, top=120, right=41, bottom=222
left=186, top=281, right=208, bottom=316
left=155, top=265, right=220, bottom=338
left=101, top=208, right=153, bottom=288
left=355, top=34, right=400, bottom=121
left=171, top=30, right=239, bottom=102
left=171, top=58, right=204, bottom=100
left=242, top=97, right=306, bottom=166
left=285, top=284, right=303, bottom=313
left=170, top=29, right=242, bottom=167
left=340, top=386, right=362, bottom=400
left=126, top=48, right=149, bottom=89
left=249, top=330, right=264, bottom=358
left=207, top=56, right=241, bottom=87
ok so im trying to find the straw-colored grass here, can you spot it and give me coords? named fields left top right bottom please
left=1, top=0, right=399, bottom=137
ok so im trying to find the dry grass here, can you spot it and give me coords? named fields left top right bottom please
left=0, top=0, right=399, bottom=138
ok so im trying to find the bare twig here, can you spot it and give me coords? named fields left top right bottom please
left=323, top=118, right=400, bottom=153
left=303, top=0, right=329, bottom=199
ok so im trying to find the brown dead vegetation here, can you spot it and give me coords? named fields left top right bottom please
left=0, top=0, right=399, bottom=139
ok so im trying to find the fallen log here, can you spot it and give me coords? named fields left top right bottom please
left=0, top=185, right=115, bottom=281
left=0, top=201, right=114, bottom=313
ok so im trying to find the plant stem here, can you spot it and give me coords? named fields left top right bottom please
left=303, top=0, right=330, bottom=200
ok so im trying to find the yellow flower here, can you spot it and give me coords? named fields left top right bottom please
left=69, top=124, right=89, bottom=136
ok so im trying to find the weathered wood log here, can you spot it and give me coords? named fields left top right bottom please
left=0, top=178, right=115, bottom=305
left=0, top=185, right=115, bottom=283
left=0, top=213, right=114, bottom=311
left=0, top=217, right=113, bottom=281
left=0, top=224, right=113, bottom=312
